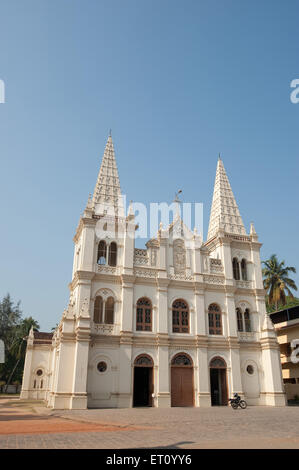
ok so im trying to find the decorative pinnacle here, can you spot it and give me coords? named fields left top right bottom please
left=128, top=200, right=134, bottom=217
left=250, top=221, right=257, bottom=236
left=207, top=157, right=246, bottom=240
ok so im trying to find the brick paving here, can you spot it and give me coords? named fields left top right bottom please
left=0, top=398, right=299, bottom=448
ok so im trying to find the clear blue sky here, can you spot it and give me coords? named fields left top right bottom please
left=0, top=0, right=298, bottom=331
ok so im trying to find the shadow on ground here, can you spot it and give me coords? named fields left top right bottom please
left=0, top=414, right=50, bottom=421
left=143, top=441, right=195, bottom=449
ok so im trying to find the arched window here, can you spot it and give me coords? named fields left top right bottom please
left=105, top=297, right=114, bottom=324
left=171, top=353, right=193, bottom=366
left=244, top=308, right=251, bottom=332
left=210, top=357, right=226, bottom=368
left=208, top=303, right=222, bottom=335
left=94, top=296, right=103, bottom=323
left=236, top=308, right=243, bottom=332
left=172, top=299, right=189, bottom=333
left=232, top=258, right=240, bottom=280
left=241, top=259, right=247, bottom=281
left=134, top=354, right=153, bottom=366
left=136, top=297, right=152, bottom=331
left=108, top=242, right=117, bottom=266
left=97, top=240, right=107, bottom=265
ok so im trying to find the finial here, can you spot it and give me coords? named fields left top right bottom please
left=174, top=190, right=182, bottom=218
left=250, top=221, right=257, bottom=236
left=85, top=193, right=93, bottom=210
left=128, top=200, right=134, bottom=217
left=174, top=189, right=182, bottom=204
left=109, top=128, right=112, bottom=137
left=218, top=153, right=221, bottom=160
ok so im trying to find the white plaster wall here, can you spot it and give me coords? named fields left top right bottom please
left=25, top=346, right=52, bottom=399
left=240, top=351, right=261, bottom=403
left=87, top=347, right=119, bottom=408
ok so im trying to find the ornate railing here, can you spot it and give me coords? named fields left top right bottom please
left=97, top=265, right=119, bottom=275
left=203, top=274, right=225, bottom=285
left=169, top=272, right=194, bottom=281
left=235, top=280, right=253, bottom=289
left=134, top=268, right=157, bottom=278
left=91, top=323, right=115, bottom=335
left=134, top=249, right=149, bottom=266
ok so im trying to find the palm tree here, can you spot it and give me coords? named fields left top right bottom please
left=262, top=254, right=297, bottom=310
left=4, top=317, right=39, bottom=392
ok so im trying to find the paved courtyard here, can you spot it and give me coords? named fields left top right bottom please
left=0, top=398, right=299, bottom=449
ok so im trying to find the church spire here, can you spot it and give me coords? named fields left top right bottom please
left=207, top=158, right=246, bottom=240
left=92, top=134, right=124, bottom=217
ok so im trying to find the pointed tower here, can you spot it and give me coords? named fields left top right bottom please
left=207, top=157, right=246, bottom=240
left=92, top=134, right=124, bottom=217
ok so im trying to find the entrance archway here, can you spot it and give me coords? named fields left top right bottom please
left=133, top=354, right=154, bottom=407
left=209, top=357, right=228, bottom=406
left=171, top=353, right=194, bottom=407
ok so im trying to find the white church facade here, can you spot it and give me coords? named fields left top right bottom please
left=21, top=135, right=286, bottom=409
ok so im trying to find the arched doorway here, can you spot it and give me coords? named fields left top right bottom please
left=133, top=354, right=154, bottom=407
left=171, top=353, right=194, bottom=407
left=209, top=357, right=228, bottom=406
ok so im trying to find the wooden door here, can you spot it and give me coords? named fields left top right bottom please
left=220, top=369, right=228, bottom=405
left=171, top=367, right=194, bottom=407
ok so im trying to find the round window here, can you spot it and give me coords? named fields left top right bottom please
left=247, top=365, right=254, bottom=375
left=36, top=369, right=43, bottom=377
left=97, top=361, right=107, bottom=373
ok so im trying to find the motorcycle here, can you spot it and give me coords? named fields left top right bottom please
left=229, top=393, right=247, bottom=409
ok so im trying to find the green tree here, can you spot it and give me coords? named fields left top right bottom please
left=266, top=295, right=299, bottom=313
left=0, top=293, right=22, bottom=351
left=4, top=317, right=40, bottom=391
left=0, top=294, right=40, bottom=388
left=262, top=255, right=297, bottom=310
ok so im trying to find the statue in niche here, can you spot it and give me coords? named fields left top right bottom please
left=151, top=249, right=157, bottom=266
left=173, top=239, right=186, bottom=274
left=204, top=256, right=209, bottom=272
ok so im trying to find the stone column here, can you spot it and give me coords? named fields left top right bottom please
left=20, top=329, right=34, bottom=399
left=194, top=287, right=206, bottom=336
left=51, top=343, right=74, bottom=409
left=80, top=220, right=96, bottom=272
left=260, top=315, right=286, bottom=406
left=156, top=280, right=170, bottom=407
left=120, top=277, right=134, bottom=332
left=46, top=345, right=56, bottom=406
left=70, top=309, right=91, bottom=409
left=156, top=340, right=170, bottom=407
left=118, top=337, right=133, bottom=407
left=196, top=338, right=211, bottom=407
left=225, top=290, right=238, bottom=338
